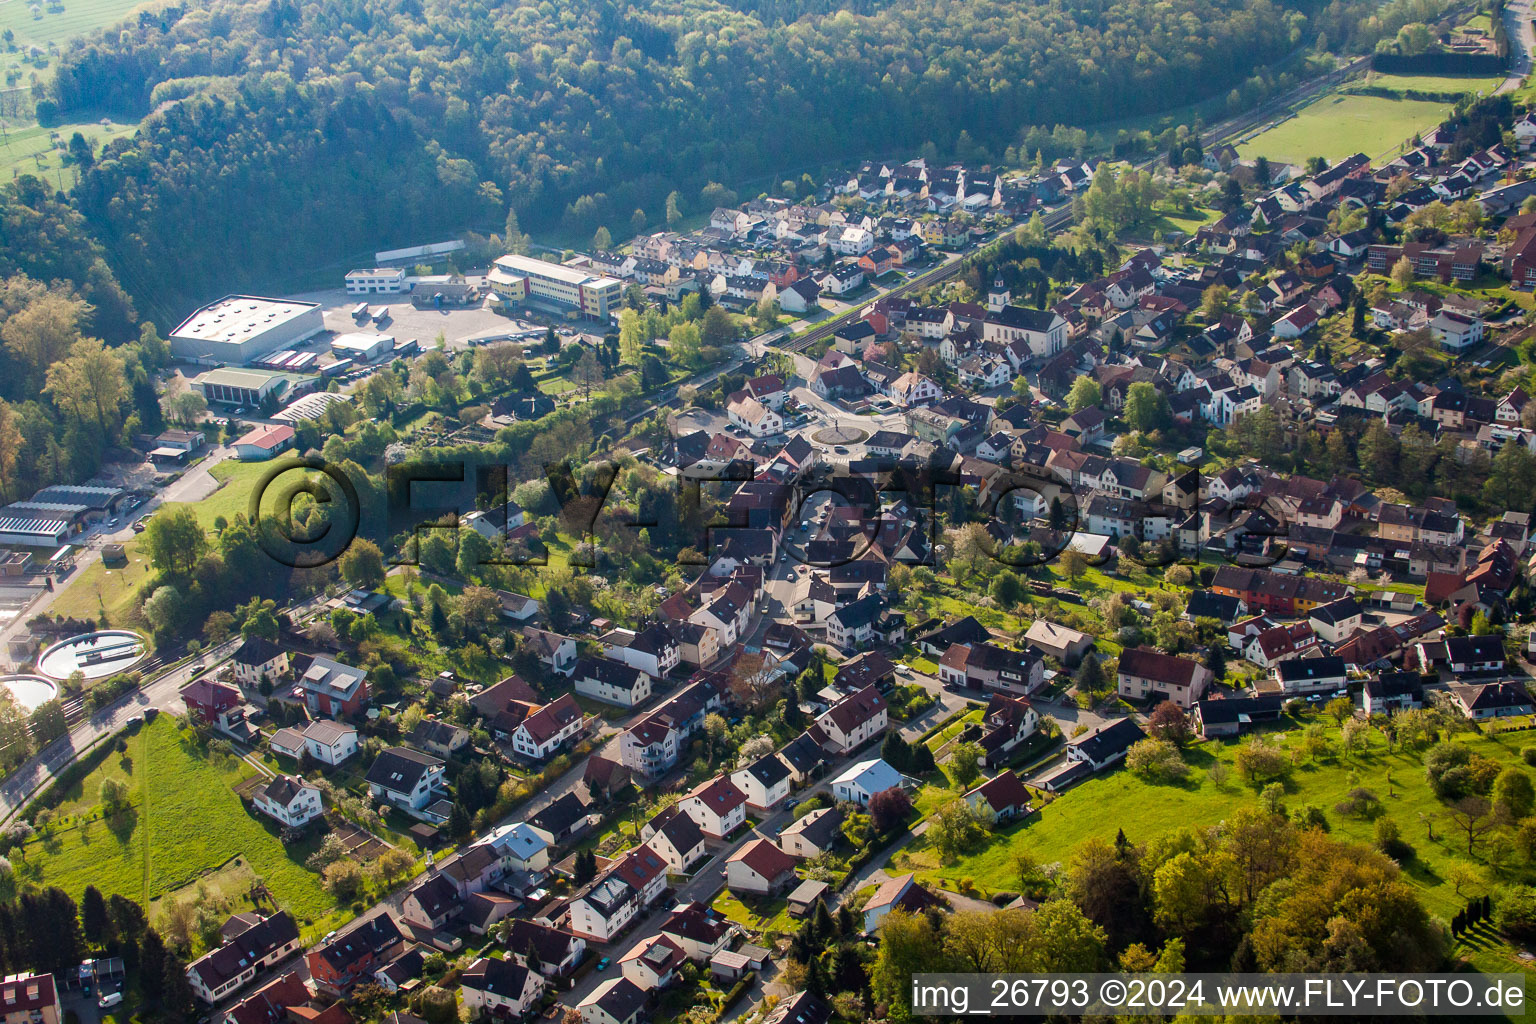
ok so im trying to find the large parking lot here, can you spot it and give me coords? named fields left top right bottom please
left=283, top=282, right=595, bottom=353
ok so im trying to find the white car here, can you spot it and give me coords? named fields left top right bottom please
left=98, top=993, right=123, bottom=1010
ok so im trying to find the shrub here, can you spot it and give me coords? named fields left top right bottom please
left=1425, top=741, right=1472, bottom=797
left=1494, top=885, right=1536, bottom=942
left=1333, top=786, right=1382, bottom=819
left=1234, top=736, right=1288, bottom=783
left=1292, top=804, right=1329, bottom=831
left=1126, top=738, right=1189, bottom=782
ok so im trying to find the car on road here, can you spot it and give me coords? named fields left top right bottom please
left=125, top=715, right=143, bottom=728
left=596, top=957, right=611, bottom=972
left=98, top=993, right=123, bottom=1010
left=833, top=445, right=848, bottom=454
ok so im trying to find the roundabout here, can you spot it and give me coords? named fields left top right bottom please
left=812, top=425, right=869, bottom=445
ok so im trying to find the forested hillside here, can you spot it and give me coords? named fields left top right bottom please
left=26, top=0, right=1448, bottom=315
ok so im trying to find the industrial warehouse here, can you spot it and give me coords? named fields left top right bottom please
left=169, top=295, right=326, bottom=366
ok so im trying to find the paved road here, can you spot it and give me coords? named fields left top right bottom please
left=1499, top=0, right=1534, bottom=95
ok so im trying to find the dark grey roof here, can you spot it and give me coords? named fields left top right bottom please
left=365, top=747, right=443, bottom=794
left=1070, top=717, right=1145, bottom=763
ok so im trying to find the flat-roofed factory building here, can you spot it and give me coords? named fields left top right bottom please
left=170, top=295, right=325, bottom=366
left=489, top=254, right=623, bottom=321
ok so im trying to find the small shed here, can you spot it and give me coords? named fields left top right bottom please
left=787, top=879, right=830, bottom=918
left=709, top=944, right=770, bottom=983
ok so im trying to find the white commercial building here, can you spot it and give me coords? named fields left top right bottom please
left=330, top=332, right=395, bottom=363
left=489, top=254, right=623, bottom=321
left=170, top=295, right=325, bottom=366
left=345, top=268, right=409, bottom=294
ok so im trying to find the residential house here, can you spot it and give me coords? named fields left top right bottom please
left=459, top=957, right=545, bottom=1020
left=618, top=935, right=687, bottom=990
left=861, top=872, right=940, bottom=935
left=187, top=913, right=302, bottom=1003
left=510, top=693, right=586, bottom=761
left=1022, top=620, right=1095, bottom=665
left=503, top=921, right=587, bottom=978
left=1362, top=672, right=1425, bottom=715
left=250, top=775, right=323, bottom=830
left=964, top=770, right=1032, bottom=824
left=599, top=624, right=681, bottom=679
left=1272, top=656, right=1348, bottom=694
left=936, top=642, right=1044, bottom=696
left=0, top=976, right=58, bottom=1024
left=730, top=753, right=792, bottom=812
left=726, top=839, right=798, bottom=895
left=268, top=719, right=359, bottom=767
left=830, top=757, right=903, bottom=806
left=290, top=655, right=369, bottom=717
left=232, top=636, right=289, bottom=688
left=364, top=747, right=447, bottom=818
left=681, top=776, right=748, bottom=839
left=814, top=684, right=888, bottom=753
left=778, top=806, right=845, bottom=859
left=573, top=657, right=653, bottom=708
left=579, top=978, right=648, bottom=1024
left=1066, top=717, right=1146, bottom=770
left=306, top=914, right=407, bottom=996
left=409, top=719, right=471, bottom=759
left=659, top=902, right=737, bottom=962
left=523, top=627, right=579, bottom=675
left=641, top=806, right=708, bottom=873
left=1115, top=647, right=1211, bottom=708
left=1450, top=680, right=1534, bottom=719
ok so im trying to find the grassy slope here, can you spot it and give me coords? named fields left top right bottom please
left=50, top=460, right=273, bottom=622
left=20, top=716, right=334, bottom=923
left=893, top=716, right=1536, bottom=974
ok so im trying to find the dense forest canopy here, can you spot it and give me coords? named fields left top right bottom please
left=23, top=0, right=1450, bottom=316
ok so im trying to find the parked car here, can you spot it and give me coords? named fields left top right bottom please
left=99, top=993, right=123, bottom=1010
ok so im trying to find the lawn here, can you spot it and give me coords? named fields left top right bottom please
left=1238, top=93, right=1457, bottom=164
left=712, top=889, right=794, bottom=938
left=48, top=537, right=155, bottom=624
left=49, top=460, right=275, bottom=623
left=893, top=714, right=1536, bottom=974
left=1354, top=72, right=1503, bottom=96
left=18, top=716, right=336, bottom=928
left=924, top=707, right=983, bottom=754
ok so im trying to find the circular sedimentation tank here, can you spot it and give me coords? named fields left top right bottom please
left=36, top=630, right=147, bottom=681
left=0, top=675, right=59, bottom=711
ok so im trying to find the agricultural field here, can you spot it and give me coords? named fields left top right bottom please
left=0, top=0, right=145, bottom=51
left=15, top=715, right=335, bottom=927
left=0, top=117, right=135, bottom=181
left=1238, top=92, right=1457, bottom=164
left=892, top=714, right=1536, bottom=976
